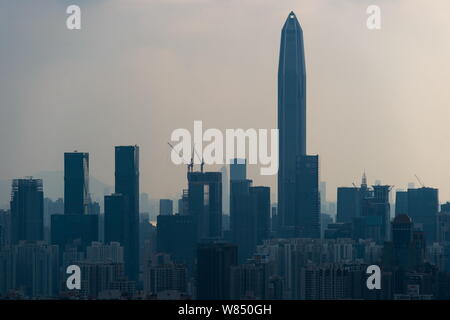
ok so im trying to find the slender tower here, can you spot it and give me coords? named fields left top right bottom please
left=278, top=12, right=307, bottom=231
left=115, top=145, right=140, bottom=281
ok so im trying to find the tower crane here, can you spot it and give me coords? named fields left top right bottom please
left=414, top=174, right=426, bottom=188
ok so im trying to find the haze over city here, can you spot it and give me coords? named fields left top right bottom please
left=1, top=0, right=450, bottom=204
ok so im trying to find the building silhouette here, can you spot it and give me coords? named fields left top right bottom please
left=407, top=187, right=438, bottom=244
left=337, top=187, right=361, bottom=223
left=361, top=185, right=391, bottom=243
left=230, top=158, right=246, bottom=181
left=64, top=152, right=89, bottom=215
left=295, top=155, right=320, bottom=238
left=51, top=214, right=98, bottom=254
left=230, top=158, right=271, bottom=262
left=230, top=177, right=254, bottom=262
left=187, top=171, right=222, bottom=241
left=383, top=214, right=426, bottom=272
left=12, top=241, right=59, bottom=298
left=395, top=190, right=408, bottom=216
left=391, top=214, right=414, bottom=269
left=278, top=11, right=307, bottom=232
left=143, top=254, right=187, bottom=297
left=196, top=242, right=237, bottom=300
left=277, top=12, right=320, bottom=238
left=104, top=193, right=128, bottom=245
left=115, top=145, right=140, bottom=282
left=334, top=175, right=390, bottom=243
left=51, top=152, right=98, bottom=256
left=251, top=186, right=271, bottom=245
left=159, top=199, right=173, bottom=216
left=10, top=178, right=44, bottom=244
left=156, top=214, right=196, bottom=270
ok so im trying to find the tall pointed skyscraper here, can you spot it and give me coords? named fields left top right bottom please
left=278, top=12, right=320, bottom=238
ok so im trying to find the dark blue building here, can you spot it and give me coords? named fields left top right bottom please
left=337, top=187, right=361, bottom=223
left=188, top=171, right=222, bottom=241
left=278, top=11, right=307, bottom=232
left=230, top=178, right=254, bottom=262
left=64, top=152, right=89, bottom=215
left=10, top=178, right=44, bottom=244
left=51, top=214, right=98, bottom=252
left=115, top=145, right=140, bottom=281
left=295, top=155, right=320, bottom=238
left=51, top=152, right=97, bottom=256
left=156, top=214, right=196, bottom=270
left=407, top=187, right=438, bottom=244
left=196, top=242, right=237, bottom=300
left=104, top=193, right=128, bottom=245
left=251, top=186, right=271, bottom=245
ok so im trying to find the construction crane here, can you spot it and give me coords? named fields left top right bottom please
left=167, top=142, right=204, bottom=173
left=168, top=142, right=194, bottom=173
left=414, top=174, right=425, bottom=188
left=191, top=144, right=204, bottom=173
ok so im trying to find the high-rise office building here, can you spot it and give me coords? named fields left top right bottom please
left=115, top=145, right=140, bottom=281
left=361, top=185, right=391, bottom=243
left=391, top=214, right=413, bottom=269
left=277, top=12, right=319, bottom=237
left=178, top=189, right=189, bottom=215
left=251, top=186, right=271, bottom=245
left=196, top=242, right=237, bottom=300
left=384, top=214, right=426, bottom=271
left=10, top=178, right=44, bottom=244
left=230, top=159, right=271, bottom=262
left=395, top=190, right=408, bottom=216
left=159, top=199, right=173, bottom=216
left=278, top=11, right=306, bottom=231
left=51, top=214, right=98, bottom=253
left=187, top=171, right=222, bottom=241
left=230, top=158, right=246, bottom=181
left=230, top=159, right=255, bottom=261
left=52, top=152, right=97, bottom=256
left=104, top=193, right=127, bottom=245
left=337, top=187, right=361, bottom=223
left=64, top=152, right=89, bottom=215
left=407, top=187, right=438, bottom=244
left=156, top=214, right=196, bottom=269
left=230, top=178, right=255, bottom=262
left=295, top=155, right=320, bottom=238
left=44, top=198, right=63, bottom=229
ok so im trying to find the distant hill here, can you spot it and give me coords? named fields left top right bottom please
left=0, top=171, right=112, bottom=209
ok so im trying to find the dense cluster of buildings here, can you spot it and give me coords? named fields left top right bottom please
left=1, top=11, right=450, bottom=300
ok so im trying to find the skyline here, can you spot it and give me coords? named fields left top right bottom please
left=2, top=1, right=450, bottom=302
left=2, top=1, right=450, bottom=203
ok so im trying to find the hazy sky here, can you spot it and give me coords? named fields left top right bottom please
left=1, top=0, right=450, bottom=203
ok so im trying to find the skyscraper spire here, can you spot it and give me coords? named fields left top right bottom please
left=362, top=171, right=367, bottom=187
